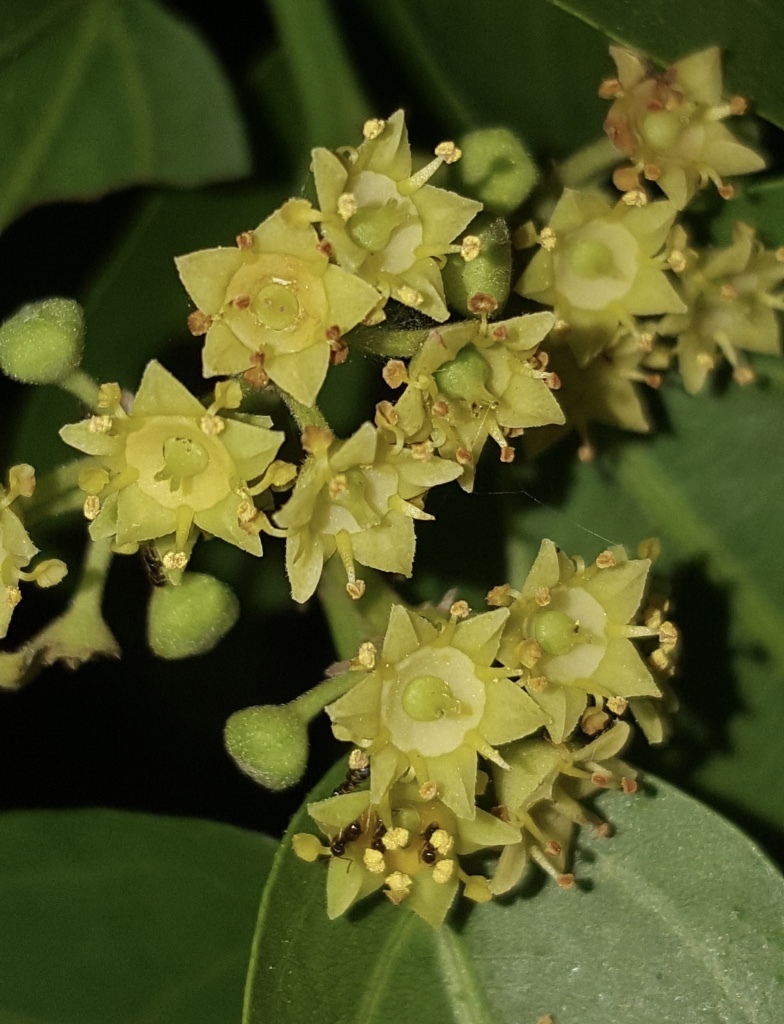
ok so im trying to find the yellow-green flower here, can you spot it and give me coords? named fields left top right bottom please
left=388, top=313, right=565, bottom=490
left=325, top=604, right=549, bottom=819
left=602, top=46, right=765, bottom=210
left=517, top=190, right=685, bottom=364
left=274, top=422, right=461, bottom=604
left=659, top=222, right=784, bottom=393
left=60, top=364, right=288, bottom=577
left=490, top=722, right=637, bottom=895
left=312, top=111, right=482, bottom=321
left=293, top=778, right=519, bottom=927
left=175, top=199, right=380, bottom=406
left=1, top=464, right=67, bottom=639
left=495, top=540, right=665, bottom=743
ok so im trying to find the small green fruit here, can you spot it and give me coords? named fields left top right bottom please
left=442, top=214, right=512, bottom=318
left=224, top=704, right=309, bottom=790
left=0, top=298, right=84, bottom=384
left=147, top=572, right=239, bottom=659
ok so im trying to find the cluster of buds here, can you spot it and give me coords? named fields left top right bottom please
left=292, top=540, right=675, bottom=927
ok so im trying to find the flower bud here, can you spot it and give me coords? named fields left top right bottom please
left=456, top=128, right=538, bottom=213
left=0, top=298, right=84, bottom=384
left=224, top=704, right=309, bottom=791
left=442, top=215, right=512, bottom=318
left=146, top=572, right=239, bottom=659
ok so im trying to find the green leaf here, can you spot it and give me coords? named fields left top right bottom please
left=360, top=0, right=611, bottom=156
left=0, top=809, right=276, bottom=1024
left=543, top=0, right=784, bottom=131
left=0, top=0, right=250, bottom=229
left=267, top=0, right=369, bottom=148
left=507, top=377, right=784, bottom=832
left=243, top=762, right=784, bottom=1023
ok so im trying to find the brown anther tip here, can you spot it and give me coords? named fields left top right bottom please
left=553, top=319, right=570, bottom=335
left=506, top=427, right=524, bottom=439
left=243, top=364, right=269, bottom=389
left=186, top=310, right=212, bottom=337
left=411, top=440, right=435, bottom=461
left=729, top=95, right=748, bottom=116
left=317, top=239, right=332, bottom=257
left=598, top=77, right=622, bottom=99
left=720, top=283, right=739, bottom=301
left=643, top=163, right=661, bottom=181
left=456, top=448, right=473, bottom=465
left=375, top=400, right=399, bottom=427
left=556, top=873, right=576, bottom=890
left=492, top=325, right=508, bottom=342
left=346, top=579, right=366, bottom=600
left=544, top=840, right=562, bottom=857
left=577, top=443, right=595, bottom=463
left=329, top=339, right=349, bottom=365
left=527, top=675, right=548, bottom=692
left=326, top=325, right=342, bottom=341
left=467, top=292, right=499, bottom=315
left=232, top=294, right=251, bottom=310
left=645, top=373, right=663, bottom=389
left=591, top=772, right=610, bottom=788
left=733, top=365, right=755, bottom=386
left=432, top=399, right=449, bottom=417
left=594, top=821, right=613, bottom=838
left=718, top=183, right=735, bottom=200
left=382, top=359, right=408, bottom=389
left=546, top=372, right=562, bottom=391
left=613, top=166, right=641, bottom=193
left=499, top=446, right=515, bottom=464
left=622, top=778, right=639, bottom=795
left=235, top=230, right=254, bottom=249
left=491, top=804, right=511, bottom=822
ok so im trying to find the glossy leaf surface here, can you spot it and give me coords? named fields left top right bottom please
left=0, top=0, right=250, bottom=228
left=244, top=762, right=784, bottom=1023
left=0, top=809, right=275, bottom=1024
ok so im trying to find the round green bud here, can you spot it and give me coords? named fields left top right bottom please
left=0, top=298, right=84, bottom=384
left=433, top=344, right=495, bottom=406
left=456, top=128, right=538, bottom=214
left=442, top=214, right=512, bottom=318
left=146, top=572, right=239, bottom=659
left=224, top=704, right=309, bottom=791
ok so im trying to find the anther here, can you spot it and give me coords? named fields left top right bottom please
left=449, top=600, right=470, bottom=619
left=362, top=117, right=386, bottom=140
left=419, top=781, right=438, bottom=801
left=460, top=235, right=481, bottom=261
left=200, top=414, right=225, bottom=436
left=596, top=549, right=617, bottom=569
left=236, top=230, right=254, bottom=249
left=187, top=310, right=212, bottom=336
left=622, top=777, right=639, bottom=794
left=535, top=586, right=551, bottom=607
left=83, top=495, right=100, bottom=520
left=539, top=227, right=557, bottom=251
left=89, top=415, right=113, bottom=434
left=432, top=859, right=455, bottom=884
left=456, top=448, right=472, bottom=465
left=363, top=848, right=386, bottom=874
left=162, top=551, right=188, bottom=570
left=382, top=359, right=408, bottom=389
left=398, top=286, right=423, bottom=307
left=435, top=141, right=461, bottom=163
left=337, top=193, right=357, bottom=221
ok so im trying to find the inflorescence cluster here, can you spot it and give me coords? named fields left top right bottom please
left=0, top=46, right=778, bottom=923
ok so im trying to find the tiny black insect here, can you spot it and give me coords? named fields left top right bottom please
left=140, top=544, right=166, bottom=587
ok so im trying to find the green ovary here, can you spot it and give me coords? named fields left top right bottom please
left=535, top=609, right=578, bottom=656
left=402, top=675, right=462, bottom=721
left=433, top=346, right=495, bottom=406
left=348, top=200, right=407, bottom=253
left=641, top=110, right=682, bottom=151
left=569, top=238, right=616, bottom=279
left=156, top=437, right=210, bottom=489
left=252, top=283, right=300, bottom=331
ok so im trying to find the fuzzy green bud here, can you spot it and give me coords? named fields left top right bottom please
left=146, top=572, right=239, bottom=659
left=456, top=128, right=538, bottom=213
left=433, top=344, right=495, bottom=406
left=224, top=704, right=309, bottom=791
left=0, top=298, right=84, bottom=384
left=442, top=214, right=512, bottom=318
